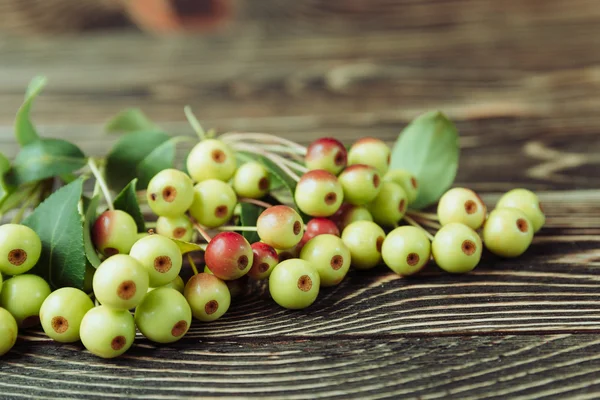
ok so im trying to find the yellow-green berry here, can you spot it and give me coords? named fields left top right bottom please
left=232, top=162, right=270, bottom=199
left=129, top=234, right=183, bottom=287
left=146, top=169, right=194, bottom=217
left=135, top=288, right=192, bottom=343
left=367, top=181, right=408, bottom=226
left=483, top=208, right=534, bottom=257
left=437, top=187, right=487, bottom=230
left=184, top=273, right=231, bottom=322
left=156, top=215, right=194, bottom=242
left=188, top=179, right=237, bottom=228
left=0, top=274, right=51, bottom=328
left=347, top=137, right=391, bottom=175
left=40, top=288, right=94, bottom=343
left=496, top=188, right=545, bottom=232
left=269, top=259, right=320, bottom=309
left=341, top=221, right=385, bottom=270
left=0, top=307, right=17, bottom=356
left=299, top=234, right=350, bottom=287
left=80, top=306, right=136, bottom=359
left=0, top=224, right=42, bottom=276
left=432, top=223, right=482, bottom=274
left=186, top=139, right=237, bottom=183
left=384, top=169, right=419, bottom=205
left=382, top=226, right=431, bottom=276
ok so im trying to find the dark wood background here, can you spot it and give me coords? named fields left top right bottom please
left=1, top=0, right=600, bottom=398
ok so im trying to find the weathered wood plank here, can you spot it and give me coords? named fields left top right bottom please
left=2, top=334, right=600, bottom=399
left=1, top=2, right=600, bottom=398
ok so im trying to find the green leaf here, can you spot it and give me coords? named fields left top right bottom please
left=390, top=111, right=459, bottom=209
left=239, top=202, right=262, bottom=243
left=8, top=138, right=86, bottom=186
left=135, top=139, right=177, bottom=188
left=0, top=152, right=9, bottom=174
left=113, top=179, right=145, bottom=232
left=82, top=195, right=102, bottom=268
left=105, top=108, right=159, bottom=133
left=171, top=238, right=205, bottom=255
left=0, top=152, right=14, bottom=208
left=105, top=130, right=173, bottom=191
left=22, top=178, right=87, bottom=289
left=15, top=76, right=46, bottom=147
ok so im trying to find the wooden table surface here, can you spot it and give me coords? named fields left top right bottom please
left=1, top=1, right=600, bottom=398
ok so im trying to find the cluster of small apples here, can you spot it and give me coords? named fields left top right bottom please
left=0, top=221, right=194, bottom=358
left=0, top=133, right=545, bottom=359
left=427, top=187, right=545, bottom=275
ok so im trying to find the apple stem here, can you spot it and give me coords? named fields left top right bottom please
left=238, top=197, right=273, bottom=208
left=408, top=215, right=441, bottom=229
left=254, top=144, right=307, bottom=156
left=184, top=106, right=207, bottom=141
left=277, top=157, right=309, bottom=173
left=402, top=215, right=435, bottom=241
left=220, top=132, right=307, bottom=154
left=187, top=215, right=213, bottom=243
left=218, top=225, right=258, bottom=232
left=407, top=210, right=439, bottom=221
left=232, top=143, right=301, bottom=182
left=187, top=253, right=200, bottom=276
left=88, top=158, right=114, bottom=211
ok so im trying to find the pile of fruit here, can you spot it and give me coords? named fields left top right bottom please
left=0, top=77, right=545, bottom=358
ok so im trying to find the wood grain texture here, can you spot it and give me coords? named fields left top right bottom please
left=2, top=334, right=600, bottom=399
left=1, top=1, right=600, bottom=398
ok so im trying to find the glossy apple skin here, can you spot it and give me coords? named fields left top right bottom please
left=330, top=203, right=374, bottom=231
left=302, top=218, right=340, bottom=244
left=337, top=164, right=382, bottom=206
left=305, top=137, right=347, bottom=175
left=347, top=137, right=391, bottom=175
left=294, top=169, right=344, bottom=217
left=248, top=242, right=279, bottom=280
left=204, top=232, right=253, bottom=280
left=256, top=205, right=304, bottom=249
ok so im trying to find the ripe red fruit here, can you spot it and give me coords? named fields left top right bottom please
left=305, top=137, right=348, bottom=175
left=204, top=232, right=253, bottom=281
left=303, top=218, right=340, bottom=241
left=248, top=242, right=279, bottom=280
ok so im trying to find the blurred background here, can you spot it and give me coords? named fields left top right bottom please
left=1, top=0, right=599, bottom=190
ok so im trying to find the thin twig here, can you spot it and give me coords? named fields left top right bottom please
left=238, top=197, right=273, bottom=209
left=403, top=215, right=435, bottom=241
left=184, top=105, right=206, bottom=141
left=220, top=132, right=307, bottom=154
left=233, top=143, right=301, bottom=182
left=10, top=191, right=37, bottom=224
left=253, top=144, right=307, bottom=155
left=88, top=158, right=114, bottom=210
left=407, top=210, right=439, bottom=221
left=409, top=216, right=441, bottom=229
left=217, top=225, right=258, bottom=232
left=187, top=253, right=199, bottom=276
left=277, top=157, right=309, bottom=173
left=187, top=215, right=212, bottom=243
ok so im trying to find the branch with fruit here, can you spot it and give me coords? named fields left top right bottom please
left=0, top=76, right=545, bottom=358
